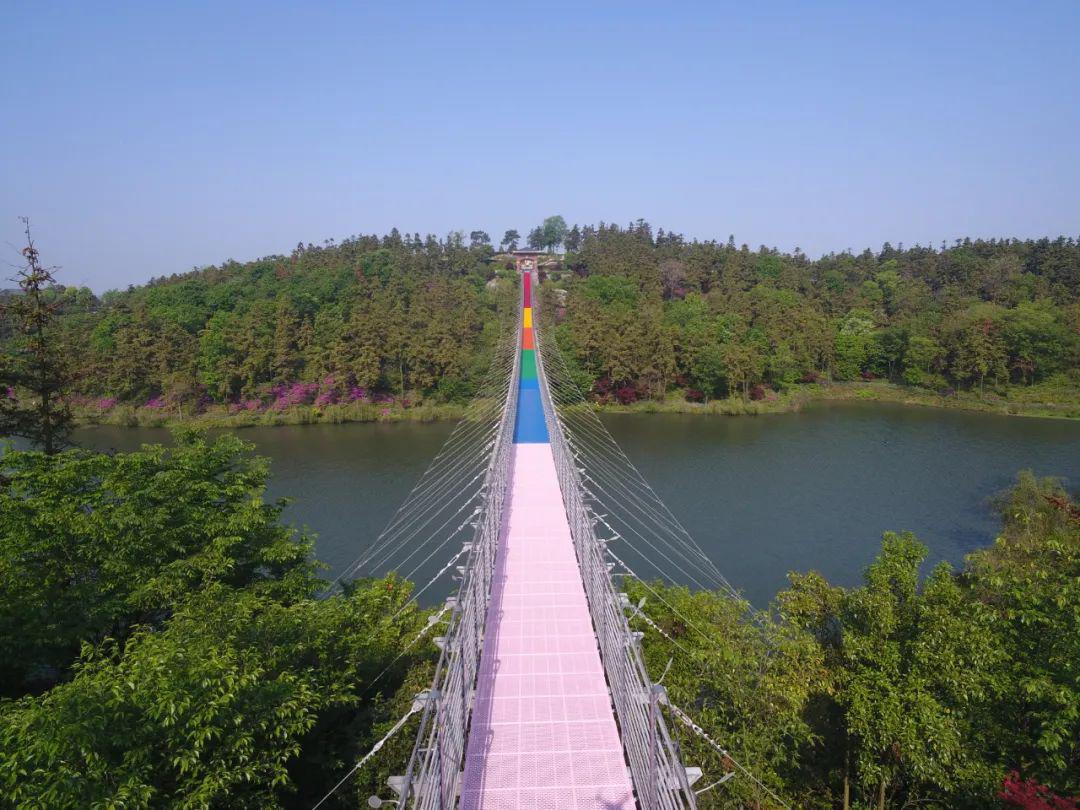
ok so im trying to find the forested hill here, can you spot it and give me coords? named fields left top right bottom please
left=546, top=224, right=1080, bottom=409
left=42, top=231, right=515, bottom=416
left=27, top=223, right=1080, bottom=420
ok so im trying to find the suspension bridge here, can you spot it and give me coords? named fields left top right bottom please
left=323, top=267, right=777, bottom=809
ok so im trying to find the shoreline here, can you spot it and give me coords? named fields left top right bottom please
left=596, top=381, right=1080, bottom=420
left=73, top=401, right=470, bottom=430
left=70, top=381, right=1080, bottom=430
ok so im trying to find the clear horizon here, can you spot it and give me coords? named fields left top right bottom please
left=2, top=0, right=1078, bottom=293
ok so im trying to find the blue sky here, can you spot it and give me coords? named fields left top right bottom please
left=2, top=1, right=1078, bottom=292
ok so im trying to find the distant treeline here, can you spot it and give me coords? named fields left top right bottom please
left=16, top=222, right=1080, bottom=416
left=544, top=222, right=1079, bottom=404
left=23, top=231, right=514, bottom=414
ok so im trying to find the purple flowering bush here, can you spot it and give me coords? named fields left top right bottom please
left=313, top=376, right=339, bottom=407
left=269, top=382, right=319, bottom=411
left=228, top=398, right=264, bottom=414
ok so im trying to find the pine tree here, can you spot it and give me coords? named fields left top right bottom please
left=0, top=219, right=73, bottom=453
left=271, top=297, right=301, bottom=383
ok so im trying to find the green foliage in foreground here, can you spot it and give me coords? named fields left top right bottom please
left=0, top=430, right=318, bottom=696
left=0, top=431, right=1076, bottom=808
left=0, top=433, right=433, bottom=808
left=630, top=471, right=1079, bottom=808
left=0, top=584, right=425, bottom=808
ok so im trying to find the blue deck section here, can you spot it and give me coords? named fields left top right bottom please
left=513, top=388, right=549, bottom=443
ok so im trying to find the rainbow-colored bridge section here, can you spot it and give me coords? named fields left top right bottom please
left=512, top=272, right=548, bottom=443
left=461, top=270, right=634, bottom=809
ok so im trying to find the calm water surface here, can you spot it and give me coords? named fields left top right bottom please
left=602, top=403, right=1079, bottom=604
left=75, top=403, right=1079, bottom=606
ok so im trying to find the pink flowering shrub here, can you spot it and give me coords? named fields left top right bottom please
left=1000, top=771, right=1078, bottom=809
left=143, top=396, right=165, bottom=410
left=269, top=382, right=319, bottom=410
left=313, top=376, right=340, bottom=407
left=211, top=379, right=384, bottom=413
left=96, top=397, right=118, bottom=411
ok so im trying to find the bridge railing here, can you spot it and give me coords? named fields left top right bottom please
left=396, top=320, right=520, bottom=810
left=533, top=287, right=698, bottom=810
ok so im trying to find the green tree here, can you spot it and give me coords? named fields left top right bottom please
left=902, top=335, right=944, bottom=386
left=198, top=310, right=243, bottom=400
left=784, top=535, right=1000, bottom=808
left=999, top=301, right=1069, bottom=384
left=0, top=582, right=428, bottom=809
left=833, top=310, right=877, bottom=381
left=966, top=472, right=1080, bottom=795
left=540, top=215, right=568, bottom=252
left=501, top=229, right=521, bottom=251
left=0, top=428, right=438, bottom=808
left=627, top=580, right=822, bottom=809
left=564, top=224, right=583, bottom=253
left=0, top=219, right=73, bottom=453
left=721, top=340, right=764, bottom=398
left=0, top=431, right=318, bottom=696
left=271, top=296, right=302, bottom=383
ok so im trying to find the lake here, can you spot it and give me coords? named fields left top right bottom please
left=72, top=403, right=1080, bottom=606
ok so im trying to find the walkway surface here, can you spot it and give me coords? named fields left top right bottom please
left=461, top=273, right=634, bottom=809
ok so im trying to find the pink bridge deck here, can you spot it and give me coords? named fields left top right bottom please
left=461, top=443, right=635, bottom=809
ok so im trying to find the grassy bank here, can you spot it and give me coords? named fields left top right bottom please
left=73, top=380, right=1080, bottom=429
left=74, top=401, right=470, bottom=429
left=598, top=380, right=1080, bottom=420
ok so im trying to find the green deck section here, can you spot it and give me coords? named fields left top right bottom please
left=520, top=349, right=538, bottom=380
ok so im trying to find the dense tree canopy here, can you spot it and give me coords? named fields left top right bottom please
left=7, top=221, right=1078, bottom=423
left=543, top=222, right=1080, bottom=405
left=634, top=472, right=1080, bottom=808
left=11, top=231, right=517, bottom=421
left=0, top=433, right=433, bottom=808
left=0, top=431, right=317, bottom=696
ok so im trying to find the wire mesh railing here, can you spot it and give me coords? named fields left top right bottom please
left=532, top=288, right=698, bottom=810
left=394, top=315, right=520, bottom=809
left=394, top=269, right=699, bottom=808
